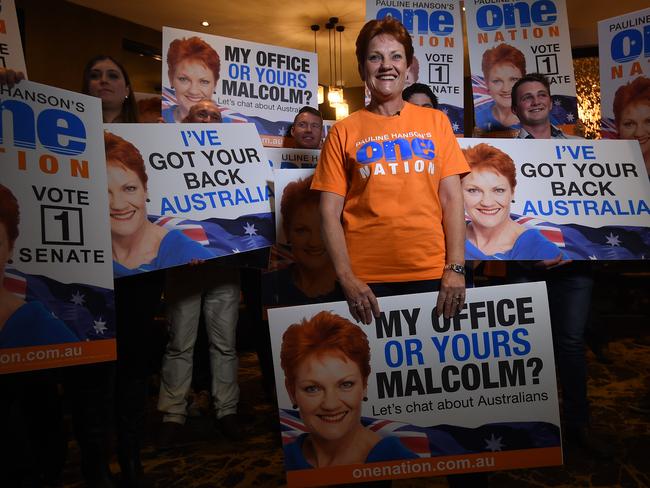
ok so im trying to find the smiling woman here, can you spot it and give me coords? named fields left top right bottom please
left=475, top=43, right=526, bottom=131
left=280, top=311, right=417, bottom=469
left=613, top=76, right=650, bottom=174
left=104, top=132, right=212, bottom=277
left=312, top=17, right=469, bottom=324
left=461, top=143, right=564, bottom=260
left=163, top=37, right=221, bottom=123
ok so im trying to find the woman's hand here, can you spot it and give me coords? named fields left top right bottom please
left=0, top=68, right=25, bottom=88
left=339, top=273, right=380, bottom=325
left=436, top=269, right=465, bottom=318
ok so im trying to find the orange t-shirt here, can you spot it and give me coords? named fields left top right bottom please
left=312, top=103, right=469, bottom=282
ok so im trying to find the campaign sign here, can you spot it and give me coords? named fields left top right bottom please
left=104, top=123, right=274, bottom=278
left=465, top=0, right=578, bottom=135
left=597, top=7, right=650, bottom=173
left=0, top=81, right=115, bottom=373
left=366, top=0, right=465, bottom=135
left=267, top=148, right=320, bottom=169
left=457, top=138, right=650, bottom=260
left=268, top=283, right=561, bottom=486
left=162, top=27, right=318, bottom=148
left=262, top=168, right=340, bottom=310
left=0, top=0, right=27, bottom=75
left=273, top=168, right=316, bottom=246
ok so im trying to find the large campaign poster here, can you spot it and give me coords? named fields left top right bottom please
left=366, top=0, right=465, bottom=135
left=103, top=123, right=274, bottom=278
left=269, top=283, right=561, bottom=486
left=598, top=7, right=650, bottom=175
left=457, top=138, right=650, bottom=260
left=465, top=0, right=578, bottom=136
left=162, top=27, right=318, bottom=148
left=0, top=0, right=27, bottom=75
left=0, top=81, right=115, bottom=373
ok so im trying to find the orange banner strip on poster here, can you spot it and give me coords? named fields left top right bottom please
left=260, top=135, right=287, bottom=148
left=0, top=339, right=116, bottom=374
left=286, top=447, right=562, bottom=487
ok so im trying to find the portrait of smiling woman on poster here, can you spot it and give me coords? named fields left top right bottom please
left=163, top=36, right=221, bottom=123
left=280, top=311, right=417, bottom=469
left=104, top=132, right=212, bottom=277
left=461, top=143, right=565, bottom=260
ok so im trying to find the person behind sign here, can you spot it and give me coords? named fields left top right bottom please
left=402, top=82, right=438, bottom=109
left=0, top=185, right=78, bottom=348
left=509, top=73, right=613, bottom=458
left=163, top=36, right=220, bottom=123
left=104, top=131, right=212, bottom=277
left=613, top=75, right=650, bottom=175
left=82, top=55, right=139, bottom=123
left=461, top=143, right=564, bottom=260
left=475, top=43, right=525, bottom=131
left=181, top=98, right=223, bottom=123
left=312, top=17, right=468, bottom=325
left=280, top=311, right=417, bottom=469
left=158, top=97, right=243, bottom=444
left=290, top=106, right=324, bottom=149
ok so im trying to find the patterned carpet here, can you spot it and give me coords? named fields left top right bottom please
left=60, top=266, right=650, bottom=487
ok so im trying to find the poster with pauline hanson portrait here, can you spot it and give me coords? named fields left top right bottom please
left=464, top=0, right=578, bottom=136
left=262, top=168, right=339, bottom=310
left=598, top=8, right=650, bottom=175
left=365, top=0, right=465, bottom=135
left=103, top=123, right=274, bottom=278
left=268, top=282, right=561, bottom=486
left=0, top=81, right=115, bottom=374
left=0, top=0, right=27, bottom=75
left=162, top=27, right=318, bottom=148
left=457, top=138, right=650, bottom=260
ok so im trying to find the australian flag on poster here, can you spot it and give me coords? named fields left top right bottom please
left=162, top=87, right=290, bottom=138
left=438, top=103, right=464, bottom=135
left=280, top=409, right=559, bottom=459
left=4, top=269, right=115, bottom=341
left=151, top=211, right=274, bottom=258
left=512, top=214, right=650, bottom=260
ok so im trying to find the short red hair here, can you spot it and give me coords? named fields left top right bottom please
left=281, top=311, right=371, bottom=394
left=481, top=43, right=526, bottom=80
left=280, top=175, right=319, bottom=237
left=613, top=76, right=650, bottom=129
left=356, top=18, right=414, bottom=74
left=104, top=132, right=148, bottom=190
left=0, top=184, right=20, bottom=245
left=462, top=143, right=517, bottom=190
left=167, top=37, right=221, bottom=85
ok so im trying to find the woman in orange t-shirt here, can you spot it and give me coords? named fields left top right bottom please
left=312, top=18, right=469, bottom=325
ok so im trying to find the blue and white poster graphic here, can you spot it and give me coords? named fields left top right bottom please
left=104, top=123, right=274, bottom=278
left=0, top=0, right=27, bottom=75
left=268, top=283, right=561, bottom=486
left=162, top=27, right=318, bottom=148
left=366, top=0, right=465, bottom=135
left=465, top=0, right=578, bottom=135
left=458, top=138, right=650, bottom=260
left=267, top=148, right=320, bottom=169
left=598, top=8, right=650, bottom=175
left=1, top=80, right=115, bottom=373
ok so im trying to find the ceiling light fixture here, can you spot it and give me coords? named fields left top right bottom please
left=324, top=17, right=346, bottom=108
left=201, top=21, right=209, bottom=27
